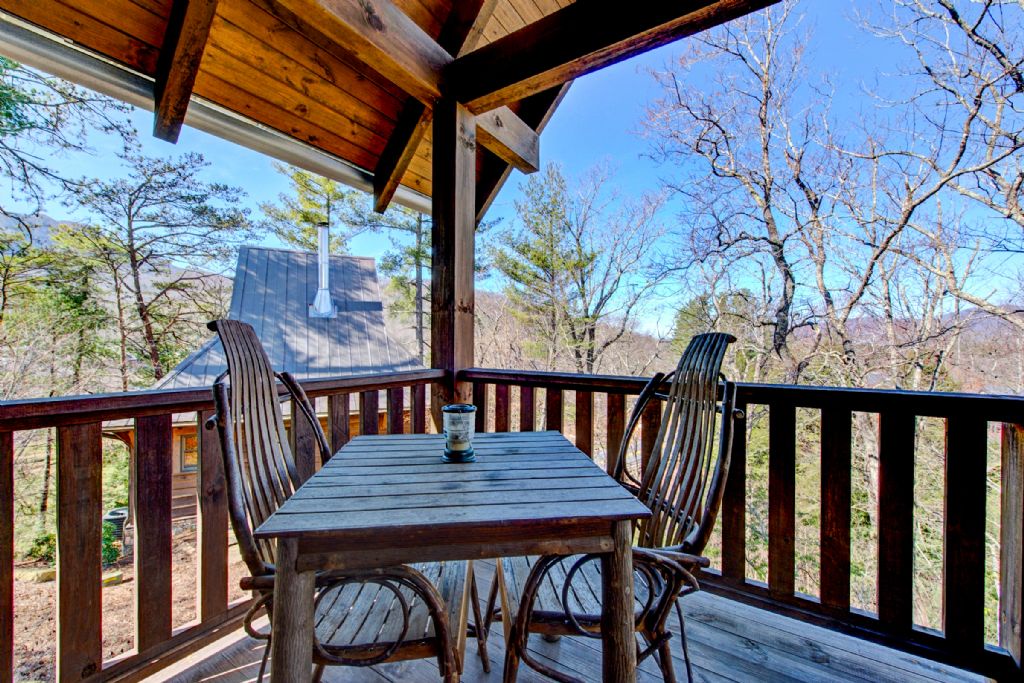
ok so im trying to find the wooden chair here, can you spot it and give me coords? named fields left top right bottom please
left=488, top=332, right=739, bottom=683
left=206, top=319, right=488, bottom=682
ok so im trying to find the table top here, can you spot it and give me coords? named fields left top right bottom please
left=254, top=431, right=650, bottom=546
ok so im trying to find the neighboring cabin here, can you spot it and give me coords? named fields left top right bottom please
left=108, top=245, right=422, bottom=519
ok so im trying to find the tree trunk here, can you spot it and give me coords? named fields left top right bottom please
left=128, top=241, right=164, bottom=381
left=415, top=214, right=425, bottom=363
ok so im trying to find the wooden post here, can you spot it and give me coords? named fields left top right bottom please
left=1, top=432, right=12, bottom=683
left=602, top=520, right=637, bottom=683
left=134, top=414, right=173, bottom=651
left=1001, top=423, right=1024, bottom=671
left=197, top=410, right=228, bottom=621
left=269, top=537, right=315, bottom=682
left=56, top=423, right=103, bottom=682
left=431, top=98, right=476, bottom=430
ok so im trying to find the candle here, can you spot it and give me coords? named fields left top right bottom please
left=442, top=403, right=477, bottom=462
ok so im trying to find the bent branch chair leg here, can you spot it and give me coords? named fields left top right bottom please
left=470, top=572, right=491, bottom=673
left=675, top=602, right=693, bottom=683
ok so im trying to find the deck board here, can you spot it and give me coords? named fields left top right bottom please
left=146, top=560, right=984, bottom=683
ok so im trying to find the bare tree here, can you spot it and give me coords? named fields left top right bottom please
left=491, top=163, right=666, bottom=374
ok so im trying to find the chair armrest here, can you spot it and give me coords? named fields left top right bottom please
left=651, top=547, right=711, bottom=569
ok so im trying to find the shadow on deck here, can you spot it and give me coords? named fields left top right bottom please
left=145, top=561, right=982, bottom=683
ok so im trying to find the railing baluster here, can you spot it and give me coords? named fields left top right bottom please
left=57, top=422, right=103, bottom=682
left=495, top=384, right=510, bottom=432
left=197, top=410, right=228, bottom=622
left=576, top=390, right=593, bottom=456
left=721, top=400, right=748, bottom=582
left=640, top=399, right=661, bottom=476
left=387, top=388, right=404, bottom=434
left=290, top=397, right=317, bottom=480
left=520, top=386, right=535, bottom=431
left=135, top=415, right=173, bottom=651
left=606, top=393, right=625, bottom=475
left=328, top=393, right=351, bottom=454
left=473, top=382, right=488, bottom=433
left=360, top=390, right=379, bottom=435
left=545, top=388, right=563, bottom=433
left=820, top=408, right=851, bottom=612
left=877, top=411, right=915, bottom=631
left=412, top=384, right=427, bottom=434
left=1, top=431, right=12, bottom=683
left=768, top=402, right=796, bottom=598
left=943, top=416, right=987, bottom=648
left=1000, top=423, right=1024, bottom=669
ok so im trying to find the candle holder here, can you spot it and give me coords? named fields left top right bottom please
left=441, top=403, right=477, bottom=462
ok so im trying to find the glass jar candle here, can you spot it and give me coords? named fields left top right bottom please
left=442, top=403, right=477, bottom=462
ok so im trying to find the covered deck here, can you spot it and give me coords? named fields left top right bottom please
left=0, top=1, right=1022, bottom=682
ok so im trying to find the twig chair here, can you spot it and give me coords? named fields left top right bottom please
left=206, top=319, right=489, bottom=682
left=488, top=332, right=739, bottom=683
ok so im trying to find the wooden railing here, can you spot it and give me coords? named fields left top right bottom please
left=2, top=365, right=1021, bottom=681
left=459, top=368, right=1024, bottom=682
left=0, top=368, right=442, bottom=683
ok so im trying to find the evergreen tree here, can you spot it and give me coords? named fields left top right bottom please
left=259, top=163, right=366, bottom=252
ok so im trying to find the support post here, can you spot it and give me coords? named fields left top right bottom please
left=431, top=98, right=476, bottom=429
left=1001, top=423, right=1024, bottom=672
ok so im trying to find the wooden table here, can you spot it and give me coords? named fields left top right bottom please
left=254, top=430, right=651, bottom=682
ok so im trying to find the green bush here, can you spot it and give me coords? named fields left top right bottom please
left=101, top=522, right=119, bottom=566
left=26, top=532, right=56, bottom=565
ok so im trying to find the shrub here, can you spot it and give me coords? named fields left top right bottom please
left=26, top=532, right=56, bottom=565
left=101, top=522, right=119, bottom=566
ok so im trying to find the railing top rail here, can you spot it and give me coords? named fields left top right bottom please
left=0, top=369, right=444, bottom=431
left=459, top=368, right=1024, bottom=423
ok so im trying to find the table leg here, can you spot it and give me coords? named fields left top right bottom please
left=270, top=537, right=316, bottom=682
left=602, top=520, right=636, bottom=682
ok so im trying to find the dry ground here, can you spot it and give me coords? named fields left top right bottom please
left=13, top=524, right=248, bottom=682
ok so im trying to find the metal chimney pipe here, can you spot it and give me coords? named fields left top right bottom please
left=309, top=220, right=336, bottom=318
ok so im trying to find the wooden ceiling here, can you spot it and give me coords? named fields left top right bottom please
left=0, top=0, right=775, bottom=217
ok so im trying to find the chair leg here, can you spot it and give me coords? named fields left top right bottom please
left=256, top=639, right=271, bottom=683
left=484, top=572, right=500, bottom=633
left=502, top=629, right=522, bottom=683
left=675, top=602, right=694, bottom=683
left=657, top=637, right=677, bottom=683
left=469, top=571, right=491, bottom=673
left=312, top=663, right=325, bottom=683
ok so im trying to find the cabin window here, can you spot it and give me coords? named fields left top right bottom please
left=180, top=434, right=199, bottom=473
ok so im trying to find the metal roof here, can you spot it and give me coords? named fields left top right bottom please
left=158, top=246, right=421, bottom=389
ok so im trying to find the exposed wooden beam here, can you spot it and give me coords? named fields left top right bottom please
left=447, top=0, right=780, bottom=113
left=373, top=100, right=431, bottom=213
left=438, top=0, right=500, bottom=57
left=272, top=0, right=450, bottom=105
left=154, top=0, right=220, bottom=143
left=476, top=83, right=569, bottom=221
left=431, top=99, right=476, bottom=429
left=371, top=0, right=496, bottom=213
left=476, top=106, right=539, bottom=174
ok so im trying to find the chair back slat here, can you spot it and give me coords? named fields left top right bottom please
left=209, top=320, right=304, bottom=575
left=632, top=332, right=737, bottom=552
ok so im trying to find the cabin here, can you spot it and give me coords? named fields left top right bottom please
left=0, top=2, right=1020, bottom=683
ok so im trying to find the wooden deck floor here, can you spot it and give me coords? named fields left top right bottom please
left=147, top=561, right=983, bottom=683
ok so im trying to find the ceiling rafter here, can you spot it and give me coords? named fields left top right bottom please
left=154, top=0, right=220, bottom=142
left=446, top=0, right=781, bottom=113
left=271, top=0, right=450, bottom=106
